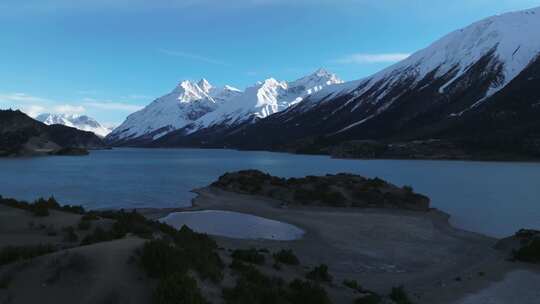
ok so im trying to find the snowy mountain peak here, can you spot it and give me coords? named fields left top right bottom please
left=36, top=113, right=111, bottom=137
left=197, top=78, right=213, bottom=93
left=257, top=78, right=283, bottom=87
left=224, top=85, right=241, bottom=92
left=107, top=78, right=241, bottom=143
left=108, top=69, right=344, bottom=144
left=186, top=71, right=343, bottom=132
left=347, top=6, right=540, bottom=102
left=312, top=68, right=339, bottom=80
left=289, top=68, right=343, bottom=91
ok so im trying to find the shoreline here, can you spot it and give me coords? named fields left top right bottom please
left=105, top=146, right=540, bottom=164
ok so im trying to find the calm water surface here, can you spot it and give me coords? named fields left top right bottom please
left=0, top=148, right=539, bottom=237
left=160, top=210, right=304, bottom=240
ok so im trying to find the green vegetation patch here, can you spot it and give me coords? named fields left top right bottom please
left=138, top=226, right=224, bottom=283
left=153, top=272, right=209, bottom=304
left=272, top=249, right=300, bottom=265
left=231, top=248, right=266, bottom=265
left=0, top=195, right=84, bottom=217
left=513, top=238, right=540, bottom=263
left=389, top=286, right=413, bottom=304
left=343, top=279, right=362, bottom=291
left=0, top=244, right=56, bottom=266
left=224, top=261, right=331, bottom=304
left=138, top=225, right=224, bottom=304
left=354, top=293, right=382, bottom=304
left=306, top=264, right=333, bottom=283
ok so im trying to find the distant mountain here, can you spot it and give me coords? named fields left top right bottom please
left=187, top=69, right=343, bottom=132
left=106, top=79, right=242, bottom=145
left=36, top=113, right=112, bottom=137
left=105, top=69, right=342, bottom=145
left=156, top=6, right=540, bottom=160
left=0, top=110, right=105, bottom=156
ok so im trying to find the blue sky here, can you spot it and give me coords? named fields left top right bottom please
left=1, top=0, right=540, bottom=125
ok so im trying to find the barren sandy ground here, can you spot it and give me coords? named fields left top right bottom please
left=0, top=204, right=152, bottom=304
left=2, top=188, right=539, bottom=304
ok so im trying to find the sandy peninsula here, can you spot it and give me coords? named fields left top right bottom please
left=155, top=185, right=540, bottom=304
left=1, top=172, right=539, bottom=304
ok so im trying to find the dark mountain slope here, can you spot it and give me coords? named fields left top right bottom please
left=0, top=110, right=106, bottom=156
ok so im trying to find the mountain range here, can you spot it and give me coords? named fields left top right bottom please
left=36, top=113, right=113, bottom=138
left=106, top=69, right=343, bottom=145
left=107, top=7, right=540, bottom=160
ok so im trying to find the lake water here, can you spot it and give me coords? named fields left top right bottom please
left=160, top=210, right=305, bottom=240
left=0, top=148, right=539, bottom=238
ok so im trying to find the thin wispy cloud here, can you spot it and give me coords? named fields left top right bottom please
left=123, top=94, right=151, bottom=100
left=1, top=92, right=143, bottom=120
left=83, top=98, right=144, bottom=112
left=20, top=105, right=46, bottom=118
left=334, top=53, right=411, bottom=64
left=0, top=92, right=52, bottom=104
left=54, top=104, right=86, bottom=115
left=158, top=49, right=231, bottom=67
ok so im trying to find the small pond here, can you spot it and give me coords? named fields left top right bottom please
left=159, top=210, right=305, bottom=240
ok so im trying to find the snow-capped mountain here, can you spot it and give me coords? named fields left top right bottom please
left=106, top=79, right=241, bottom=144
left=36, top=113, right=112, bottom=137
left=107, top=69, right=342, bottom=145
left=187, top=69, right=343, bottom=132
left=290, top=7, right=540, bottom=118
left=154, top=6, right=540, bottom=158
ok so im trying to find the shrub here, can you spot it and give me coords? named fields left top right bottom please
left=343, top=279, right=362, bottom=291
left=81, top=227, right=124, bottom=245
left=77, top=219, right=92, bottom=230
left=139, top=227, right=224, bottom=283
left=232, top=248, right=265, bottom=265
left=173, top=226, right=224, bottom=282
left=389, top=286, right=412, bottom=304
left=354, top=293, right=382, bottom=304
left=365, top=177, right=387, bottom=188
left=59, top=204, right=85, bottom=214
left=229, top=259, right=251, bottom=273
left=153, top=273, right=209, bottom=304
left=224, top=264, right=332, bottom=304
left=288, top=279, right=331, bottom=304
left=111, top=210, right=153, bottom=238
left=223, top=268, right=285, bottom=304
left=81, top=213, right=99, bottom=221
left=32, top=204, right=50, bottom=216
left=139, top=240, right=187, bottom=278
left=306, top=264, right=332, bottom=283
left=321, top=191, right=347, bottom=207
left=0, top=244, right=56, bottom=266
left=273, top=249, right=299, bottom=265
left=513, top=239, right=540, bottom=263
left=31, top=197, right=62, bottom=217
left=402, top=185, right=414, bottom=194
left=0, top=196, right=84, bottom=216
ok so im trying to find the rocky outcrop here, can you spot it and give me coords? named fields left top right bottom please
left=211, top=170, right=430, bottom=211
